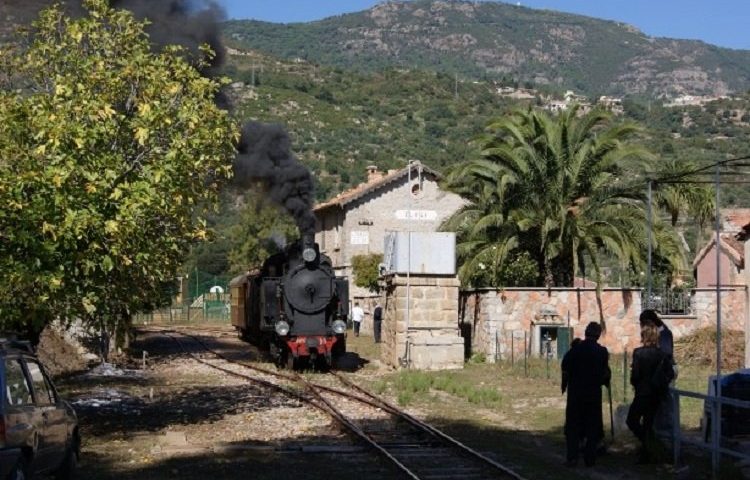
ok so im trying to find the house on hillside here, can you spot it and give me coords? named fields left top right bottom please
left=693, top=209, right=750, bottom=288
left=313, top=161, right=466, bottom=301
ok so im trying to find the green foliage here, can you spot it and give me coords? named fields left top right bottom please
left=0, top=0, right=238, bottom=333
left=351, top=253, right=383, bottom=292
left=224, top=51, right=515, bottom=200
left=391, top=370, right=502, bottom=407
left=442, top=106, right=685, bottom=295
left=226, top=193, right=298, bottom=273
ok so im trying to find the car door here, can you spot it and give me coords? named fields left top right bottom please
left=3, top=357, right=40, bottom=465
left=23, top=358, right=67, bottom=472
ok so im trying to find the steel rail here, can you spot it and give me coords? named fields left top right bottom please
left=294, top=373, right=422, bottom=480
left=149, top=327, right=527, bottom=480
left=331, top=372, right=529, bottom=480
left=156, top=329, right=423, bottom=479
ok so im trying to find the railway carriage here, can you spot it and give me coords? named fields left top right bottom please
left=230, top=236, right=348, bottom=368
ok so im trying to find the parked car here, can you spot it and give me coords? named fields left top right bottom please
left=1, top=336, right=79, bottom=479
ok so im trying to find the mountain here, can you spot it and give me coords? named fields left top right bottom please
left=223, top=0, right=750, bottom=98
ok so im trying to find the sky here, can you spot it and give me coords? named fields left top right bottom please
left=218, top=0, right=750, bottom=51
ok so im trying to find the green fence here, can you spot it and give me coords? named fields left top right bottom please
left=132, top=268, right=233, bottom=325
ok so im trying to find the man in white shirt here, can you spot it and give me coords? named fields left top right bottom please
left=351, top=302, right=364, bottom=337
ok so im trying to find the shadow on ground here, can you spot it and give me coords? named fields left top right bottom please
left=64, top=328, right=746, bottom=480
left=73, top=414, right=745, bottom=480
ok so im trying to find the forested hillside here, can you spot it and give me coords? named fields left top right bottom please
left=224, top=49, right=519, bottom=202
left=224, top=0, right=750, bottom=98
left=225, top=48, right=750, bottom=205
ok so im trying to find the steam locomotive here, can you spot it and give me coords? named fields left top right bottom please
left=230, top=235, right=349, bottom=368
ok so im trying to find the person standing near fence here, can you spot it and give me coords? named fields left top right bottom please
left=351, top=302, right=364, bottom=337
left=639, top=309, right=676, bottom=438
left=626, top=323, right=675, bottom=463
left=561, top=322, right=611, bottom=467
left=373, top=302, right=383, bottom=343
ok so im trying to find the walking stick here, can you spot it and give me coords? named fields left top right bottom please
left=607, top=383, right=615, bottom=441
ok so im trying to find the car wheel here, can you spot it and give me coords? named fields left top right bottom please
left=8, top=456, right=29, bottom=480
left=54, top=446, right=77, bottom=480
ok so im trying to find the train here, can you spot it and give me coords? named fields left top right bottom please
left=229, top=235, right=349, bottom=368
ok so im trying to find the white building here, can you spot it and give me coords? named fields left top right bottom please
left=314, top=162, right=466, bottom=300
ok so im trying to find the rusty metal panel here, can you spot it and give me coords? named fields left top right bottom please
left=230, top=275, right=248, bottom=328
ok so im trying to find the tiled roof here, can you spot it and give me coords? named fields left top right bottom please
left=314, top=162, right=441, bottom=212
left=723, top=208, right=750, bottom=232
left=692, top=234, right=744, bottom=269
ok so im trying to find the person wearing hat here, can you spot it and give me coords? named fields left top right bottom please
left=561, top=322, right=611, bottom=467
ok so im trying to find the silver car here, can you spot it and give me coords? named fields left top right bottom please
left=1, top=338, right=79, bottom=479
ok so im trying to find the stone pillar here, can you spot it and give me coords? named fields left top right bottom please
left=381, top=273, right=464, bottom=370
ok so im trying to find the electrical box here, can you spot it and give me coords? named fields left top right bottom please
left=383, top=232, right=456, bottom=275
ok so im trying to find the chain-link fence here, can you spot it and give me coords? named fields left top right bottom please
left=133, top=269, right=232, bottom=325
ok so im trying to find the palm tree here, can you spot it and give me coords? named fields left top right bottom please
left=652, top=158, right=715, bottom=255
left=443, top=106, right=685, bottom=295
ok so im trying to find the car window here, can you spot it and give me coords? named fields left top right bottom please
left=25, top=360, right=55, bottom=405
left=5, top=359, right=33, bottom=406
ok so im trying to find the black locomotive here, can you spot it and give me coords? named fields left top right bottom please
left=230, top=235, right=349, bottom=368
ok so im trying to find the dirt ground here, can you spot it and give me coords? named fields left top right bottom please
left=48, top=325, right=749, bottom=480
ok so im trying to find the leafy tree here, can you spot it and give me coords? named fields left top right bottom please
left=351, top=253, right=384, bottom=292
left=442, top=106, right=685, bottom=300
left=0, top=0, right=238, bottom=335
left=226, top=193, right=298, bottom=274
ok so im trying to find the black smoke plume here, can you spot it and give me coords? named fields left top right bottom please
left=112, top=0, right=226, bottom=75
left=234, top=122, right=316, bottom=237
left=1, top=0, right=226, bottom=74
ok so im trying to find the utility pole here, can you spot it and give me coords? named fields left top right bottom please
left=250, top=63, right=264, bottom=87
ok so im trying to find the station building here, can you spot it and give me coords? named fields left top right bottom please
left=313, top=162, right=466, bottom=300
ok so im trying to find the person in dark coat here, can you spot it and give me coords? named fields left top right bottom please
left=639, top=309, right=676, bottom=437
left=626, top=323, right=675, bottom=463
left=373, top=302, right=383, bottom=344
left=561, top=322, right=611, bottom=467
left=639, top=309, right=673, bottom=359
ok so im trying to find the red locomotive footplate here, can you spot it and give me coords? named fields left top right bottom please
left=286, top=336, right=338, bottom=357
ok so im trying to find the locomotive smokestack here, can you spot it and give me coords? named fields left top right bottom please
left=302, top=232, right=315, bottom=250
left=233, top=122, right=316, bottom=237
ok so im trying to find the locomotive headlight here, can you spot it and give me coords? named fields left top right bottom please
left=302, top=247, right=316, bottom=263
left=274, top=320, right=290, bottom=336
left=332, top=320, right=346, bottom=334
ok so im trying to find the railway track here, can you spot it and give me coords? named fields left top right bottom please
left=146, top=326, right=528, bottom=480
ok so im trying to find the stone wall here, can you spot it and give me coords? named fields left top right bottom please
left=381, top=274, right=464, bottom=370
left=460, top=287, right=749, bottom=362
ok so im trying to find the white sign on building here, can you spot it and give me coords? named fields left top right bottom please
left=350, top=230, right=370, bottom=245
left=395, top=210, right=438, bottom=221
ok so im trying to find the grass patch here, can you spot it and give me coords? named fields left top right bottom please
left=386, top=369, right=502, bottom=407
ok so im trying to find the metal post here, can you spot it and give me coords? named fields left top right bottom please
left=495, top=330, right=499, bottom=363
left=711, top=393, right=719, bottom=475
left=623, top=348, right=628, bottom=403
left=511, top=332, right=515, bottom=366
left=712, top=162, right=723, bottom=475
left=673, top=390, right=681, bottom=468
left=524, top=331, right=528, bottom=377
left=403, top=162, right=412, bottom=367
left=647, top=180, right=653, bottom=306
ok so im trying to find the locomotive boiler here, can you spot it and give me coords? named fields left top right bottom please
left=230, top=235, right=349, bottom=368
